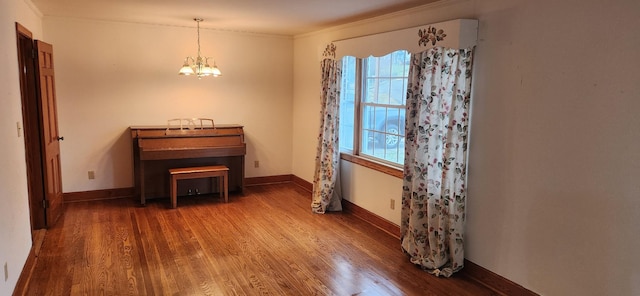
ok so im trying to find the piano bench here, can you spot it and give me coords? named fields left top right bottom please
left=169, top=165, right=229, bottom=208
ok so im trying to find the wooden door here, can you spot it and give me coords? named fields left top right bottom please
left=35, top=40, right=64, bottom=227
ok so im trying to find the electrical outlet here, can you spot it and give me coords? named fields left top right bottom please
left=88, top=171, right=95, bottom=179
left=4, top=262, right=8, bottom=282
left=254, top=161, right=259, bottom=168
left=390, top=198, right=395, bottom=210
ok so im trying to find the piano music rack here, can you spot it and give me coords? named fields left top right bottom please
left=165, top=118, right=216, bottom=136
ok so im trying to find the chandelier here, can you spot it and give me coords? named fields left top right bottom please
left=178, top=18, right=222, bottom=78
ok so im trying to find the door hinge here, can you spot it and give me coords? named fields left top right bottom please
left=42, top=200, right=49, bottom=208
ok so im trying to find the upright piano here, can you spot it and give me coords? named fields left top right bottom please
left=130, top=124, right=246, bottom=206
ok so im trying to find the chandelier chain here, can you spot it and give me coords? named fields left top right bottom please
left=196, top=18, right=201, bottom=58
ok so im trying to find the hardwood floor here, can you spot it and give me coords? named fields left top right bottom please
left=26, top=183, right=496, bottom=295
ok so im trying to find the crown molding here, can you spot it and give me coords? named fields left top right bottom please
left=294, top=0, right=470, bottom=40
left=23, top=0, right=43, bottom=18
left=42, top=15, right=293, bottom=39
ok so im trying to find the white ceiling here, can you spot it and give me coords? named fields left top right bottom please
left=30, top=0, right=440, bottom=36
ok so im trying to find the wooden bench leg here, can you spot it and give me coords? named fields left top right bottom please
left=214, top=174, right=228, bottom=203
left=223, top=173, right=228, bottom=202
left=171, top=175, right=177, bottom=209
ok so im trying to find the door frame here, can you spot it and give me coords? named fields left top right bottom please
left=16, top=22, right=47, bottom=230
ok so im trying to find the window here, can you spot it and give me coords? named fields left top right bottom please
left=339, top=50, right=410, bottom=166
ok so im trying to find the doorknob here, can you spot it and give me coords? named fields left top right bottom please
left=57, top=136, right=64, bottom=141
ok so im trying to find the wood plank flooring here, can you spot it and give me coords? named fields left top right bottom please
left=26, top=183, right=496, bottom=295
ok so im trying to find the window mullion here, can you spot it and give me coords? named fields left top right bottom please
left=354, top=58, right=363, bottom=156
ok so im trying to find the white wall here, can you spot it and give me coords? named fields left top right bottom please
left=293, top=0, right=640, bottom=295
left=0, top=0, right=42, bottom=294
left=43, top=18, right=294, bottom=193
left=341, top=162, right=403, bottom=224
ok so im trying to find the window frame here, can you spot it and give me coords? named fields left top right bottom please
left=339, top=51, right=409, bottom=177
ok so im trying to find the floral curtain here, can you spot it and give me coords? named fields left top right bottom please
left=401, top=46, right=474, bottom=277
left=311, top=52, right=343, bottom=214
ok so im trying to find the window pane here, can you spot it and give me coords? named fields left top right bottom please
left=371, top=131, right=384, bottom=152
left=361, top=129, right=373, bottom=155
left=390, top=78, right=405, bottom=105
left=379, top=54, right=391, bottom=77
left=362, top=104, right=376, bottom=131
left=387, top=107, right=400, bottom=128
left=364, top=78, right=376, bottom=103
left=339, top=56, right=356, bottom=151
left=391, top=51, right=407, bottom=77
left=366, top=57, right=377, bottom=77
left=377, top=79, right=390, bottom=105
